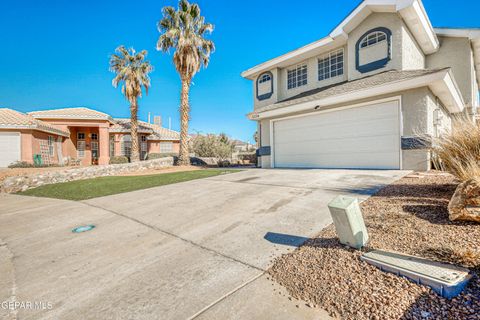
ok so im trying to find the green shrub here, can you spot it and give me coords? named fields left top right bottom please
left=8, top=161, right=34, bottom=168
left=109, top=156, right=129, bottom=164
left=191, top=133, right=234, bottom=160
left=7, top=161, right=62, bottom=168
left=147, top=153, right=178, bottom=160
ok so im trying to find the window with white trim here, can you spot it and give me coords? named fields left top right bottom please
left=360, top=31, right=387, bottom=49
left=77, top=141, right=85, bottom=158
left=77, top=132, right=85, bottom=140
left=160, top=142, right=173, bottom=153
left=140, top=136, right=147, bottom=160
left=91, top=133, right=98, bottom=140
left=318, top=49, right=344, bottom=81
left=287, top=64, right=308, bottom=89
left=48, top=136, right=54, bottom=156
left=121, top=135, right=132, bottom=157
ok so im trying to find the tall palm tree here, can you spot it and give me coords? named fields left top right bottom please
left=157, top=0, right=214, bottom=166
left=110, top=46, right=153, bottom=162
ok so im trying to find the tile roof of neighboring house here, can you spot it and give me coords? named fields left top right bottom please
left=111, top=118, right=180, bottom=141
left=109, top=118, right=154, bottom=134
left=0, top=108, right=70, bottom=136
left=29, top=107, right=114, bottom=122
left=249, top=68, right=450, bottom=116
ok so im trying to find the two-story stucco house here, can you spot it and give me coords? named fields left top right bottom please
left=242, top=0, right=480, bottom=171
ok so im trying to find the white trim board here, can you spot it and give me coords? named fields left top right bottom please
left=242, top=0, right=439, bottom=79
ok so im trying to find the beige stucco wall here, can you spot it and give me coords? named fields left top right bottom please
left=257, top=87, right=453, bottom=171
left=253, top=45, right=348, bottom=110
left=426, top=36, right=476, bottom=108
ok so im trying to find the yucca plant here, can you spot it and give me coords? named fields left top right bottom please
left=431, top=115, right=480, bottom=182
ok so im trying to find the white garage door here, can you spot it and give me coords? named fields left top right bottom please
left=0, top=132, right=21, bottom=167
left=273, top=100, right=401, bottom=169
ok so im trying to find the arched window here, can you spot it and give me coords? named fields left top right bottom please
left=256, top=72, right=274, bottom=100
left=356, top=27, right=392, bottom=73
left=258, top=73, right=271, bottom=84
left=360, top=31, right=387, bottom=49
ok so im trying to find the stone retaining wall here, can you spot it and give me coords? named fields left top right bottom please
left=1, top=157, right=174, bottom=193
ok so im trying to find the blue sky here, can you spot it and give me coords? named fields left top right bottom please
left=0, top=0, right=479, bottom=142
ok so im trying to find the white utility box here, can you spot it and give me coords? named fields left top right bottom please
left=328, top=196, right=369, bottom=249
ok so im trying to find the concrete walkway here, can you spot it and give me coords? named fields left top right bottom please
left=0, top=169, right=408, bottom=320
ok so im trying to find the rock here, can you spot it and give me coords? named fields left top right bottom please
left=448, top=179, right=480, bottom=222
left=0, top=157, right=175, bottom=193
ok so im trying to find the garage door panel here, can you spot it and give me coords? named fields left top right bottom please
left=0, top=132, right=21, bottom=167
left=273, top=101, right=400, bottom=169
left=275, top=135, right=399, bottom=155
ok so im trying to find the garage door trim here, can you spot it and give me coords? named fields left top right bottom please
left=269, top=96, right=403, bottom=169
left=0, top=131, right=21, bottom=167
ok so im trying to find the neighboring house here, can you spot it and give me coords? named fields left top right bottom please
left=0, top=107, right=180, bottom=167
left=242, top=0, right=480, bottom=171
left=232, top=140, right=255, bottom=153
left=0, top=108, right=70, bottom=167
left=110, top=119, right=180, bottom=160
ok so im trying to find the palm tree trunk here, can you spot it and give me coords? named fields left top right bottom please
left=130, top=99, right=140, bottom=162
left=178, top=77, right=191, bottom=166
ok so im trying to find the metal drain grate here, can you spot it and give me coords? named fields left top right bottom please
left=361, top=250, right=471, bottom=298
left=72, top=225, right=95, bottom=233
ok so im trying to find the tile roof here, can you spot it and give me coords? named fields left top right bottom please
left=109, top=118, right=154, bottom=134
left=250, top=68, right=449, bottom=116
left=111, top=118, right=180, bottom=141
left=29, top=107, right=113, bottom=122
left=0, top=108, right=70, bottom=136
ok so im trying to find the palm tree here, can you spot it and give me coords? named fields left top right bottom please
left=157, top=0, right=214, bottom=166
left=110, top=46, right=153, bottom=162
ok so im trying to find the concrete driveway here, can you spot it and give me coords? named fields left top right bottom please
left=0, top=168, right=407, bottom=320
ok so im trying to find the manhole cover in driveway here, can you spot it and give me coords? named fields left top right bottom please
left=72, top=225, right=95, bottom=233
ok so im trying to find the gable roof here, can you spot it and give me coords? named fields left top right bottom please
left=110, top=118, right=180, bottom=141
left=110, top=118, right=154, bottom=134
left=248, top=68, right=464, bottom=119
left=29, top=107, right=114, bottom=122
left=434, top=27, right=480, bottom=87
left=0, top=108, right=70, bottom=136
left=241, top=0, right=438, bottom=79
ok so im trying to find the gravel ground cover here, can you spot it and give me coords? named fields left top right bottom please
left=268, top=172, right=480, bottom=320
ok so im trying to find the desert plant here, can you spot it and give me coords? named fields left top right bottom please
left=191, top=134, right=234, bottom=161
left=110, top=46, right=153, bottom=163
left=157, top=0, right=214, bottom=166
left=147, top=153, right=178, bottom=160
left=109, top=156, right=129, bottom=164
left=8, top=161, right=34, bottom=168
left=431, top=115, right=480, bottom=182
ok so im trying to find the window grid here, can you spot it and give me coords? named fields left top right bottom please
left=91, top=133, right=98, bottom=140
left=287, top=65, right=308, bottom=89
left=77, top=141, right=85, bottom=158
left=360, top=31, right=387, bottom=48
left=318, top=49, right=344, bottom=81
left=160, top=142, right=173, bottom=153
left=259, top=74, right=271, bottom=84
left=48, top=136, right=54, bottom=156
left=77, top=132, right=85, bottom=140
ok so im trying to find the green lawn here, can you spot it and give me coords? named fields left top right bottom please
left=18, top=169, right=240, bottom=201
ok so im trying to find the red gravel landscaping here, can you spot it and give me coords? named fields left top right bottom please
left=268, top=172, right=480, bottom=320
